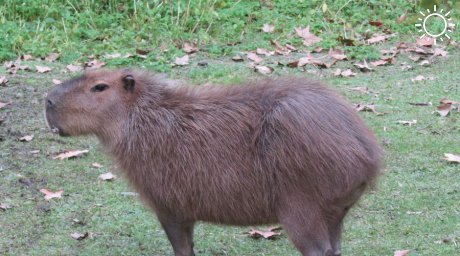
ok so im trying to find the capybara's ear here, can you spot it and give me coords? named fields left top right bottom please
left=122, top=75, right=135, bottom=92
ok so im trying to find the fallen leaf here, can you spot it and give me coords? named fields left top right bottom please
left=85, top=60, right=106, bottom=70
left=397, top=120, right=417, bottom=126
left=370, top=59, right=389, bottom=67
left=183, top=43, right=199, bottom=54
left=367, top=34, right=388, bottom=44
left=254, top=65, right=273, bottom=75
left=411, top=75, right=434, bottom=82
left=21, top=54, right=34, bottom=61
left=419, top=60, right=430, bottom=66
left=354, top=60, right=374, bottom=72
left=400, top=63, right=413, bottom=71
left=408, top=102, right=432, bottom=106
left=30, top=150, right=40, bottom=154
left=247, top=52, right=263, bottom=63
left=340, top=69, right=356, bottom=77
left=256, top=48, right=274, bottom=56
left=355, top=103, right=383, bottom=115
left=328, top=49, right=347, bottom=60
left=174, top=55, right=189, bottom=66
left=440, top=98, right=460, bottom=105
left=436, top=102, right=452, bottom=117
left=369, top=20, right=383, bottom=27
left=136, top=48, right=151, bottom=55
left=231, top=55, right=244, bottom=62
left=417, top=37, right=434, bottom=47
left=40, top=188, right=63, bottom=200
left=19, top=135, right=34, bottom=142
left=71, top=232, right=89, bottom=240
left=0, top=76, right=8, bottom=86
left=397, top=10, right=408, bottom=23
left=105, top=53, right=122, bottom=59
left=0, top=101, right=11, bottom=109
left=248, top=228, right=281, bottom=239
left=270, top=40, right=293, bottom=55
left=92, top=162, right=103, bottom=168
left=394, top=250, right=410, bottom=256
left=67, top=64, right=82, bottom=73
left=45, top=53, right=60, bottom=62
left=36, top=66, right=52, bottom=73
left=52, top=79, right=62, bottom=85
left=313, top=47, right=323, bottom=53
left=443, top=153, right=460, bottom=163
left=295, top=26, right=322, bottom=46
left=433, top=48, right=448, bottom=57
left=53, top=149, right=89, bottom=160
left=408, top=55, right=421, bottom=62
left=99, top=172, right=116, bottom=181
left=262, top=24, right=275, bottom=33
left=337, top=36, right=355, bottom=46
left=0, top=203, right=11, bottom=210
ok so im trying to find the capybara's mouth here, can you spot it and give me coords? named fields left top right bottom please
left=44, top=109, right=69, bottom=137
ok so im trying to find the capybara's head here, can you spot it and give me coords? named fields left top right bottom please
left=45, top=69, right=136, bottom=137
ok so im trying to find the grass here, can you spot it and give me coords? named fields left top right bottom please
left=1, top=1, right=460, bottom=255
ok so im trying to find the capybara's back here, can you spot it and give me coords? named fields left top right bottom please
left=45, top=70, right=381, bottom=256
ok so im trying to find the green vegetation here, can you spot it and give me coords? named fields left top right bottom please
left=1, top=1, right=460, bottom=255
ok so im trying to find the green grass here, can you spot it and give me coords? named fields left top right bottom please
left=1, top=1, right=460, bottom=255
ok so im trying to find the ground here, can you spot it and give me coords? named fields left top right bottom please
left=1, top=1, right=460, bottom=256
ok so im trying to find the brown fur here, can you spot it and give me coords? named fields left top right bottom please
left=45, top=69, right=381, bottom=256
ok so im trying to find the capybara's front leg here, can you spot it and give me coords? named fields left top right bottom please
left=158, top=217, right=195, bottom=256
left=279, top=199, right=333, bottom=256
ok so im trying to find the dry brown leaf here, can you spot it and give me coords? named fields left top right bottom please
left=36, top=66, right=52, bottom=73
left=340, top=69, right=356, bottom=77
left=183, top=43, right=199, bottom=54
left=400, top=63, right=413, bottom=71
left=247, top=52, right=263, bottom=63
left=0, top=76, right=8, bottom=86
left=313, top=47, right=323, bottom=53
left=262, top=24, right=275, bottom=33
left=53, top=149, right=89, bottom=160
left=85, top=60, right=106, bottom=70
left=417, top=37, right=435, bottom=47
left=45, top=53, right=60, bottom=62
left=92, top=162, right=103, bottom=168
left=354, top=60, right=374, bottom=72
left=355, top=103, right=383, bottom=115
left=443, top=153, right=460, bottom=163
left=433, top=48, right=448, bottom=57
left=0, top=203, right=11, bottom=210
left=329, top=49, right=347, bottom=60
left=0, top=101, right=11, bottom=109
left=248, top=228, right=281, bottom=239
left=136, top=48, right=151, bottom=55
left=397, top=120, right=417, bottom=126
left=40, top=188, right=63, bottom=200
left=411, top=75, right=434, bottom=82
left=99, top=172, right=116, bottom=181
left=295, top=26, right=322, bottom=46
left=370, top=59, right=389, bottom=67
left=440, top=98, right=460, bottom=105
left=408, top=102, right=432, bottom=106
left=436, top=103, right=452, bottom=117
left=270, top=40, right=292, bottom=55
left=71, top=232, right=89, bottom=240
left=19, top=135, right=34, bottom=142
left=394, top=250, right=410, bottom=256
left=369, top=20, right=383, bottom=27
left=367, top=34, right=388, bottom=44
left=396, top=10, right=408, bottom=23
left=21, top=54, right=34, bottom=61
left=67, top=64, right=82, bottom=73
left=175, top=55, right=189, bottom=66
left=231, top=55, right=244, bottom=62
left=52, top=79, right=62, bottom=85
left=256, top=48, right=274, bottom=56
left=254, top=65, right=273, bottom=75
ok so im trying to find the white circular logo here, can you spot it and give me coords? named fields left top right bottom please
left=416, top=5, right=454, bottom=45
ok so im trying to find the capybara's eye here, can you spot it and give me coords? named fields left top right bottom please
left=91, top=83, right=109, bottom=92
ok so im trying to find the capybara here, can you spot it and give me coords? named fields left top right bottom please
left=44, top=69, right=381, bottom=256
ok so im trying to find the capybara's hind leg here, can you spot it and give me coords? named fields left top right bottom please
left=158, top=218, right=195, bottom=256
left=279, top=201, right=333, bottom=256
left=326, top=209, right=348, bottom=256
